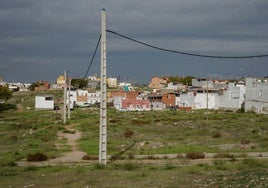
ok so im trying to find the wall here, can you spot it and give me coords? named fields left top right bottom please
left=245, top=78, right=268, bottom=114
left=218, top=83, right=245, bottom=110
left=35, top=95, right=54, bottom=110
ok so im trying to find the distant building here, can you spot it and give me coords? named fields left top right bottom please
left=180, top=91, right=219, bottom=110
left=35, top=95, right=54, bottom=110
left=107, top=78, right=117, bottom=88
left=245, top=77, right=268, bottom=114
left=122, top=98, right=151, bottom=111
left=34, top=81, right=50, bottom=91
left=148, top=76, right=168, bottom=89
left=57, top=75, right=65, bottom=87
left=218, top=82, right=246, bottom=110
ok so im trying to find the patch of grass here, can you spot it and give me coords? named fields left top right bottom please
left=238, top=158, right=267, bottom=169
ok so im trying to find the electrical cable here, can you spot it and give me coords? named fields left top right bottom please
left=106, top=30, right=268, bottom=59
left=83, top=34, right=102, bottom=79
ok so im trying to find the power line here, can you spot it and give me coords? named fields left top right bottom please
left=106, top=30, right=268, bottom=59
left=83, top=34, right=102, bottom=79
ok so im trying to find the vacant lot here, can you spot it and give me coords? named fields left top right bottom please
left=0, top=92, right=268, bottom=187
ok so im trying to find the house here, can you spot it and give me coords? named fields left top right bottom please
left=87, top=91, right=101, bottom=105
left=162, top=93, right=177, bottom=108
left=148, top=92, right=178, bottom=109
left=112, top=91, right=141, bottom=110
left=57, top=75, right=65, bottom=87
left=218, top=82, right=246, bottom=110
left=35, top=95, right=54, bottom=110
left=192, top=78, right=228, bottom=90
left=76, top=90, right=88, bottom=106
left=151, top=101, right=166, bottom=110
left=67, top=89, right=101, bottom=107
left=245, top=77, right=268, bottom=114
left=118, top=82, right=133, bottom=91
left=180, top=89, right=220, bottom=110
left=88, top=80, right=100, bottom=89
left=122, top=98, right=151, bottom=111
left=148, top=76, right=168, bottom=89
left=166, top=82, right=187, bottom=91
left=107, top=78, right=117, bottom=88
left=34, top=81, right=50, bottom=91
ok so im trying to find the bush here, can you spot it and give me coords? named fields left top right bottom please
left=186, top=152, right=205, bottom=159
left=124, top=130, right=134, bottom=138
left=212, top=132, right=221, bottom=138
left=214, top=152, right=235, bottom=158
left=82, top=154, right=98, bottom=160
left=27, top=153, right=48, bottom=162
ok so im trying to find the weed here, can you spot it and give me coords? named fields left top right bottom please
left=93, top=163, right=106, bottom=170
left=124, top=129, right=134, bottom=138
left=82, top=154, right=98, bottom=160
left=186, top=152, right=205, bottom=159
left=214, top=152, right=235, bottom=158
left=164, top=163, right=176, bottom=170
left=213, top=160, right=227, bottom=170
left=212, top=131, right=221, bottom=138
left=27, top=153, right=48, bottom=162
left=123, top=162, right=138, bottom=171
left=239, top=158, right=265, bottom=169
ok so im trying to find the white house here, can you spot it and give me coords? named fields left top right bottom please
left=87, top=91, right=101, bottom=104
left=245, top=77, right=268, bottom=114
left=180, top=91, right=219, bottom=109
left=35, top=95, right=54, bottom=110
left=218, top=82, right=246, bottom=110
left=67, top=90, right=101, bottom=107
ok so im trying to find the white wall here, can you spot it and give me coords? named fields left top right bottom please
left=180, top=92, right=219, bottom=109
left=35, top=96, right=54, bottom=110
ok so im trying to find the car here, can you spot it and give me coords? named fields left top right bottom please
left=119, top=108, right=128, bottom=112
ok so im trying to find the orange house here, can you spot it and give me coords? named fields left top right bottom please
left=148, top=76, right=168, bottom=89
left=161, top=93, right=176, bottom=107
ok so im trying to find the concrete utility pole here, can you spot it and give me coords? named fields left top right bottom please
left=63, top=70, right=67, bottom=124
left=68, top=79, right=71, bottom=120
left=99, top=9, right=107, bottom=165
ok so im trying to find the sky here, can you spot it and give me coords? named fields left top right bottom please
left=1, top=0, right=268, bottom=84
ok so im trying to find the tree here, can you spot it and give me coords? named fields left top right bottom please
left=167, top=76, right=180, bottom=83
left=180, top=76, right=194, bottom=86
left=71, top=79, right=88, bottom=89
left=29, top=82, right=44, bottom=91
left=0, top=86, right=12, bottom=100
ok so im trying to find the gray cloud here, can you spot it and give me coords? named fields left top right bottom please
left=0, top=0, right=268, bottom=83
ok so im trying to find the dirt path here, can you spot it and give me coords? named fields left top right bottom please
left=50, top=125, right=87, bottom=163
left=17, top=125, right=89, bottom=166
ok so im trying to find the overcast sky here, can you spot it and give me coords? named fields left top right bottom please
left=1, top=0, right=268, bottom=83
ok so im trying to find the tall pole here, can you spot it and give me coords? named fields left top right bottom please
left=63, top=70, right=67, bottom=124
left=99, top=9, right=107, bottom=165
left=206, top=78, right=209, bottom=121
left=68, top=78, right=71, bottom=120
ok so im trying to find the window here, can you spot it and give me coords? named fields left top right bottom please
left=45, top=96, right=53, bottom=101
